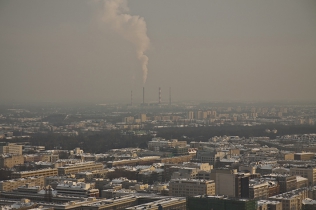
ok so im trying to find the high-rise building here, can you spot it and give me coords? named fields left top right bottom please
left=195, top=110, right=203, bottom=119
left=187, top=111, right=194, bottom=120
left=123, top=116, right=134, bottom=124
left=139, top=113, right=147, bottom=122
left=213, top=170, right=250, bottom=198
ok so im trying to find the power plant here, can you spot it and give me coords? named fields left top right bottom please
left=130, top=87, right=171, bottom=106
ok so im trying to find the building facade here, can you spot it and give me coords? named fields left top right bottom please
left=169, top=179, right=215, bottom=197
left=0, top=143, right=22, bottom=155
left=57, top=161, right=104, bottom=175
left=0, top=154, right=24, bottom=168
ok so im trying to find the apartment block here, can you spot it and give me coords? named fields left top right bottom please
left=196, top=170, right=212, bottom=180
left=269, top=188, right=308, bottom=210
left=290, top=166, right=316, bottom=186
left=213, top=170, right=250, bottom=198
left=57, top=161, right=104, bottom=175
left=297, top=176, right=309, bottom=189
left=24, top=153, right=59, bottom=163
left=148, top=138, right=187, bottom=151
left=11, top=168, right=58, bottom=179
left=263, top=174, right=297, bottom=193
left=0, top=154, right=24, bottom=168
left=169, top=179, right=215, bottom=197
left=164, top=162, right=212, bottom=181
left=196, top=148, right=225, bottom=165
left=267, top=181, right=280, bottom=197
left=257, top=200, right=282, bottom=210
left=171, top=167, right=199, bottom=180
left=249, top=181, right=269, bottom=200
left=294, top=153, right=315, bottom=161
left=0, top=176, right=44, bottom=191
left=0, top=143, right=22, bottom=155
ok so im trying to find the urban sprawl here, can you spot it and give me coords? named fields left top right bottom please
left=0, top=102, right=316, bottom=210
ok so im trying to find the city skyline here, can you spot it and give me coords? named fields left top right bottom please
left=1, top=0, right=316, bottom=104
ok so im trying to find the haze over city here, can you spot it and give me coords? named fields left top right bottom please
left=1, top=0, right=316, bottom=104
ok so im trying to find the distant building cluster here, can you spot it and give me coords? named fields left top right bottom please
left=0, top=103, right=316, bottom=209
left=0, top=134, right=316, bottom=210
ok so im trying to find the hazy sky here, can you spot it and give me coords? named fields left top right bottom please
left=1, top=0, right=316, bottom=104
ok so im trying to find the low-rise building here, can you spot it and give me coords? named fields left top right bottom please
left=0, top=176, right=44, bottom=191
left=44, top=176, right=85, bottom=186
left=269, top=188, right=308, bottom=210
left=302, top=199, right=316, bottom=210
left=294, top=153, right=315, bottom=161
left=187, top=195, right=257, bottom=210
left=148, top=138, right=187, bottom=151
left=11, top=168, right=58, bottom=179
left=57, top=161, right=104, bottom=175
left=263, top=174, right=297, bottom=193
left=125, top=197, right=186, bottom=210
left=56, top=181, right=99, bottom=197
left=257, top=200, right=282, bottom=210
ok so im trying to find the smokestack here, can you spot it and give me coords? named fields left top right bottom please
left=131, top=90, right=133, bottom=106
left=143, top=87, right=145, bottom=104
left=159, top=87, right=161, bottom=104
left=169, top=87, right=171, bottom=105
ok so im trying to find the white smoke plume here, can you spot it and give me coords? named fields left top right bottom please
left=102, top=0, right=150, bottom=85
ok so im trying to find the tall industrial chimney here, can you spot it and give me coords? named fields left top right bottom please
left=169, top=87, right=171, bottom=105
left=131, top=90, right=133, bottom=106
left=159, top=87, right=161, bottom=104
left=143, top=87, right=145, bottom=104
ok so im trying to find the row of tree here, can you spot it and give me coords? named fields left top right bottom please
left=10, top=124, right=316, bottom=153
